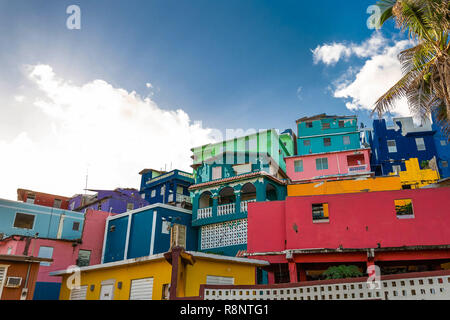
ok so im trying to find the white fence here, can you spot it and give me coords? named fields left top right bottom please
left=217, top=203, right=235, bottom=216
left=198, top=207, right=212, bottom=219
left=201, top=270, right=450, bottom=300
left=240, top=199, right=256, bottom=213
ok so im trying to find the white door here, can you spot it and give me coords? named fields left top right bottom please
left=129, top=278, right=154, bottom=300
left=99, top=284, right=114, bottom=300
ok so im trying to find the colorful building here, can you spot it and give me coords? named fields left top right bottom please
left=369, top=117, right=438, bottom=176
left=431, top=114, right=450, bottom=178
left=17, top=188, right=70, bottom=209
left=296, top=114, right=361, bottom=156
left=190, top=129, right=294, bottom=256
left=246, top=187, right=450, bottom=283
left=51, top=247, right=269, bottom=300
left=139, top=169, right=194, bottom=209
left=0, top=209, right=110, bottom=299
left=0, top=198, right=85, bottom=240
left=285, top=148, right=372, bottom=182
left=0, top=254, right=51, bottom=300
left=102, top=204, right=197, bottom=263
left=69, top=188, right=148, bottom=214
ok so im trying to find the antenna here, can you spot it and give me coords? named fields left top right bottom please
left=85, top=168, right=88, bottom=195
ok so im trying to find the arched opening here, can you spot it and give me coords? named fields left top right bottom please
left=218, top=187, right=236, bottom=205
left=266, top=183, right=277, bottom=201
left=199, top=191, right=213, bottom=209
left=241, top=183, right=256, bottom=201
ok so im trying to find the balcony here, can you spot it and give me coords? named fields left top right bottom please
left=168, top=193, right=191, bottom=204
left=198, top=207, right=212, bottom=219
left=217, top=203, right=235, bottom=216
left=240, top=199, right=256, bottom=213
left=348, top=164, right=368, bottom=173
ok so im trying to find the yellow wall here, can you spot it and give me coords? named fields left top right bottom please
left=183, top=258, right=257, bottom=297
left=59, top=258, right=172, bottom=300
left=392, top=158, right=440, bottom=188
left=58, top=256, right=259, bottom=300
left=288, top=176, right=402, bottom=197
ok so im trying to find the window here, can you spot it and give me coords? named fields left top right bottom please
left=343, top=136, right=350, bottom=145
left=212, top=166, right=222, bottom=180
left=13, top=213, right=35, bottom=229
left=77, top=250, right=91, bottom=267
left=72, top=221, right=80, bottom=231
left=316, top=157, right=328, bottom=170
left=387, top=140, right=397, bottom=153
left=162, top=284, right=170, bottom=300
left=69, top=202, right=75, bottom=210
left=53, top=199, right=62, bottom=208
left=170, top=224, right=186, bottom=248
left=303, top=140, right=311, bottom=146
left=415, top=138, right=426, bottom=151
left=160, top=185, right=165, bottom=196
left=323, top=138, right=331, bottom=147
left=338, top=120, right=345, bottom=128
left=392, top=165, right=402, bottom=174
left=441, top=140, right=447, bottom=146
left=127, top=203, right=134, bottom=211
left=206, top=275, right=234, bottom=285
left=26, top=194, right=35, bottom=204
left=442, top=161, right=448, bottom=168
left=306, top=122, right=313, bottom=128
left=176, top=186, right=184, bottom=195
left=294, top=160, right=303, bottom=172
left=151, top=190, right=156, bottom=198
left=161, top=220, right=170, bottom=234
left=37, top=246, right=53, bottom=266
left=395, top=199, right=414, bottom=218
left=322, top=122, right=330, bottom=129
left=312, top=203, right=329, bottom=222
left=141, top=193, right=145, bottom=199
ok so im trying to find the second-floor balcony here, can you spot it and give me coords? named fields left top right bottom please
left=168, top=193, right=192, bottom=204
left=348, top=164, right=368, bottom=173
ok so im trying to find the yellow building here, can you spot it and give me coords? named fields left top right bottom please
left=390, top=158, right=440, bottom=189
left=51, top=247, right=268, bottom=300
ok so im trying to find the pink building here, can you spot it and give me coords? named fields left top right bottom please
left=0, top=209, right=110, bottom=299
left=285, top=148, right=372, bottom=182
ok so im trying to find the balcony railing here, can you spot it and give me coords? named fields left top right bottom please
left=348, top=164, right=368, bottom=173
left=217, top=203, right=235, bottom=216
left=168, top=193, right=192, bottom=203
left=240, top=199, right=256, bottom=213
left=200, top=270, right=450, bottom=300
left=198, top=207, right=212, bottom=219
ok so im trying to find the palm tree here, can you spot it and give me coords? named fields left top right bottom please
left=372, top=0, right=450, bottom=138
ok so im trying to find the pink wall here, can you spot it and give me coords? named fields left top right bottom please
left=0, top=209, right=110, bottom=283
left=285, top=149, right=371, bottom=181
left=248, top=187, right=450, bottom=254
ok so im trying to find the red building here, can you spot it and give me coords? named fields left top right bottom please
left=246, top=187, right=450, bottom=284
left=17, top=188, right=70, bottom=209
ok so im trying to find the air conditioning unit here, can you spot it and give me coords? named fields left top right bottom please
left=6, top=276, right=22, bottom=288
left=0, top=233, right=4, bottom=240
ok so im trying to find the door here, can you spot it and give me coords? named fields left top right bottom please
left=99, top=284, right=114, bottom=300
left=129, top=277, right=154, bottom=300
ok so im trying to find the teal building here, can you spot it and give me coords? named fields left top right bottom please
left=296, top=114, right=361, bottom=156
left=189, top=129, right=294, bottom=257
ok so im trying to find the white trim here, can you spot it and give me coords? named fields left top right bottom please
left=123, top=214, right=132, bottom=260
left=149, top=211, right=157, bottom=255
left=0, top=264, right=9, bottom=300
left=186, top=251, right=270, bottom=266
left=107, top=203, right=191, bottom=222
left=100, top=216, right=109, bottom=264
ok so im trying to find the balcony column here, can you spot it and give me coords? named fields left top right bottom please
left=235, top=190, right=241, bottom=214
left=192, top=193, right=200, bottom=220
left=267, top=271, right=275, bottom=284
left=288, top=261, right=298, bottom=283
left=256, top=180, right=266, bottom=202
left=212, top=196, right=219, bottom=217
left=298, top=266, right=307, bottom=282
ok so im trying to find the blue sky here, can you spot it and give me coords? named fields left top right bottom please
left=0, top=0, right=411, bottom=198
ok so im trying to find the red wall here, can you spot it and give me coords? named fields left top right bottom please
left=247, top=187, right=450, bottom=254
left=19, top=191, right=70, bottom=209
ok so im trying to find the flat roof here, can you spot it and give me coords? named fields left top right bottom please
left=108, top=203, right=192, bottom=221
left=49, top=251, right=269, bottom=276
left=0, top=254, right=52, bottom=263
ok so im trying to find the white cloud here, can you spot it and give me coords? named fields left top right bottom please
left=312, top=32, right=387, bottom=65
left=14, top=95, right=25, bottom=102
left=313, top=33, right=416, bottom=119
left=0, top=64, right=217, bottom=200
left=146, top=82, right=153, bottom=88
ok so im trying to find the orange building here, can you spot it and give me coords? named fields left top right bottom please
left=17, top=188, right=71, bottom=209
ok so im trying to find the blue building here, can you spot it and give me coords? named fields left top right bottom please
left=369, top=117, right=438, bottom=176
left=139, top=169, right=194, bottom=209
left=101, top=203, right=197, bottom=263
left=432, top=114, right=450, bottom=178
left=0, top=198, right=84, bottom=240
left=296, top=114, right=361, bottom=156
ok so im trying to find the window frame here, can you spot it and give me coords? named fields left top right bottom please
left=323, top=138, right=331, bottom=147
left=343, top=135, right=351, bottom=145
left=212, top=166, right=222, bottom=180
left=315, top=157, right=329, bottom=171
left=312, top=203, right=329, bottom=223
left=294, top=160, right=304, bottom=173
left=13, top=212, right=35, bottom=230
left=394, top=199, right=414, bottom=219
left=415, top=137, right=426, bottom=151
left=37, top=246, right=54, bottom=266
left=72, top=221, right=80, bottom=231
left=303, top=140, right=311, bottom=146
left=387, top=140, right=397, bottom=153
left=77, top=249, right=92, bottom=267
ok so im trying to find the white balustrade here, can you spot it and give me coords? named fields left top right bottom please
left=240, top=199, right=256, bottom=213
left=202, top=271, right=450, bottom=300
left=217, top=203, right=235, bottom=216
left=198, top=207, right=212, bottom=219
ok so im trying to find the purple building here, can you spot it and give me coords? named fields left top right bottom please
left=69, top=188, right=148, bottom=214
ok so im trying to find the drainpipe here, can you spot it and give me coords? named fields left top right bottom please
left=22, top=232, right=38, bottom=300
